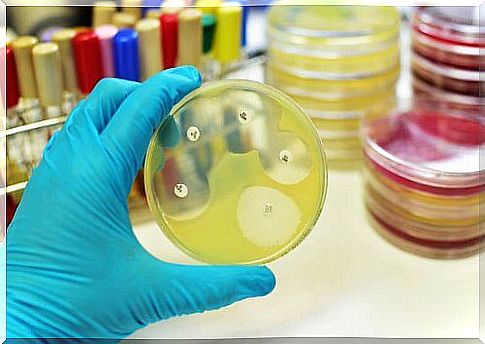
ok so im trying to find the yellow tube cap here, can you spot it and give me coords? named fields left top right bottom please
left=195, top=0, right=222, bottom=15
left=92, top=1, right=117, bottom=27
left=11, top=36, right=39, bottom=98
left=112, top=12, right=137, bottom=28
left=178, top=9, right=202, bottom=67
left=214, top=3, right=241, bottom=63
left=121, top=0, right=142, bottom=20
left=52, top=29, right=79, bottom=93
left=136, top=18, right=163, bottom=80
left=32, top=43, right=64, bottom=107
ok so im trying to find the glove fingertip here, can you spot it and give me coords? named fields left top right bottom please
left=251, top=266, right=277, bottom=296
left=173, top=65, right=202, bottom=87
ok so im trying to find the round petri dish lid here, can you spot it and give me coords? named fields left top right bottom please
left=363, top=102, right=485, bottom=191
left=412, top=75, right=485, bottom=109
left=414, top=6, right=484, bottom=46
left=366, top=205, right=483, bottom=259
left=266, top=64, right=400, bottom=97
left=412, top=26, right=483, bottom=66
left=267, top=3, right=400, bottom=55
left=364, top=185, right=482, bottom=241
left=144, top=80, right=328, bottom=265
left=411, top=51, right=484, bottom=82
left=365, top=173, right=480, bottom=228
left=267, top=36, right=400, bottom=77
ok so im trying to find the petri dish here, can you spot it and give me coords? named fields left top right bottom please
left=366, top=206, right=483, bottom=259
left=364, top=188, right=481, bottom=241
left=290, top=90, right=396, bottom=115
left=144, top=80, right=328, bottom=265
left=267, top=42, right=399, bottom=78
left=364, top=159, right=483, bottom=208
left=411, top=28, right=483, bottom=70
left=364, top=168, right=481, bottom=223
left=365, top=175, right=479, bottom=227
left=267, top=3, right=400, bottom=57
left=363, top=105, right=485, bottom=190
left=412, top=77, right=484, bottom=116
left=267, top=65, right=400, bottom=96
left=413, top=7, right=484, bottom=47
left=411, top=52, right=483, bottom=97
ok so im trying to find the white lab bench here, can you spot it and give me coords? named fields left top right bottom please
left=128, top=13, right=478, bottom=340
left=130, top=170, right=478, bottom=339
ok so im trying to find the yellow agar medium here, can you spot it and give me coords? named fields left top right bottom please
left=266, top=65, right=400, bottom=96
left=267, top=4, right=400, bottom=55
left=364, top=159, right=483, bottom=208
left=365, top=181, right=480, bottom=227
left=144, top=80, right=328, bottom=265
left=267, top=43, right=399, bottom=77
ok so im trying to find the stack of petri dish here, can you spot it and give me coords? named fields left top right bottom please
left=411, top=7, right=484, bottom=116
left=363, top=99, right=484, bottom=259
left=266, top=3, right=401, bottom=169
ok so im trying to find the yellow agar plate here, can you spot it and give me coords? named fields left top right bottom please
left=267, top=4, right=400, bottom=56
left=266, top=65, right=400, bottom=96
left=267, top=44, right=399, bottom=77
left=144, top=80, right=328, bottom=264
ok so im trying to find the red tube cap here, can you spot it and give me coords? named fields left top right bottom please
left=72, top=31, right=105, bottom=94
left=160, top=12, right=178, bottom=69
left=4, top=47, right=20, bottom=109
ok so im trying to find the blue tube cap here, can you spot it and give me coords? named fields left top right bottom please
left=232, top=0, right=249, bottom=47
left=113, top=28, right=140, bottom=81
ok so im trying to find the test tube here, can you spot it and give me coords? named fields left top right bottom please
left=113, top=28, right=140, bottom=81
left=6, top=27, right=17, bottom=46
left=32, top=42, right=64, bottom=136
left=10, top=36, right=39, bottom=111
left=92, top=1, right=117, bottom=27
left=121, top=0, right=142, bottom=20
left=201, top=13, right=217, bottom=80
left=95, top=25, right=118, bottom=77
left=160, top=9, right=178, bottom=69
left=72, top=31, right=105, bottom=95
left=52, top=29, right=80, bottom=113
left=136, top=18, right=163, bottom=80
left=112, top=12, right=137, bottom=28
left=4, top=47, right=20, bottom=120
left=4, top=47, right=28, bottom=183
left=178, top=9, right=202, bottom=68
left=10, top=37, right=47, bottom=172
left=213, top=2, right=242, bottom=76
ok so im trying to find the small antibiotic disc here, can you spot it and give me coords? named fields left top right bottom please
left=144, top=80, right=328, bottom=265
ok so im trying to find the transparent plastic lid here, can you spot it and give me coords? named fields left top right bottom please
left=267, top=38, right=400, bottom=77
left=267, top=3, right=400, bottom=55
left=144, top=80, right=328, bottom=265
left=414, top=7, right=484, bottom=46
left=363, top=102, right=485, bottom=192
left=266, top=64, right=400, bottom=97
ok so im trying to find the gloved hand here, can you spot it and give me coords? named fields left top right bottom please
left=6, top=66, right=276, bottom=341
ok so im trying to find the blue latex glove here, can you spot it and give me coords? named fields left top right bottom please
left=6, top=66, right=276, bottom=341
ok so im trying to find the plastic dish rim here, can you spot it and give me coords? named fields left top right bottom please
left=144, top=79, right=329, bottom=265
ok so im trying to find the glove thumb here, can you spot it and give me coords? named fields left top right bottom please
left=142, top=261, right=276, bottom=323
